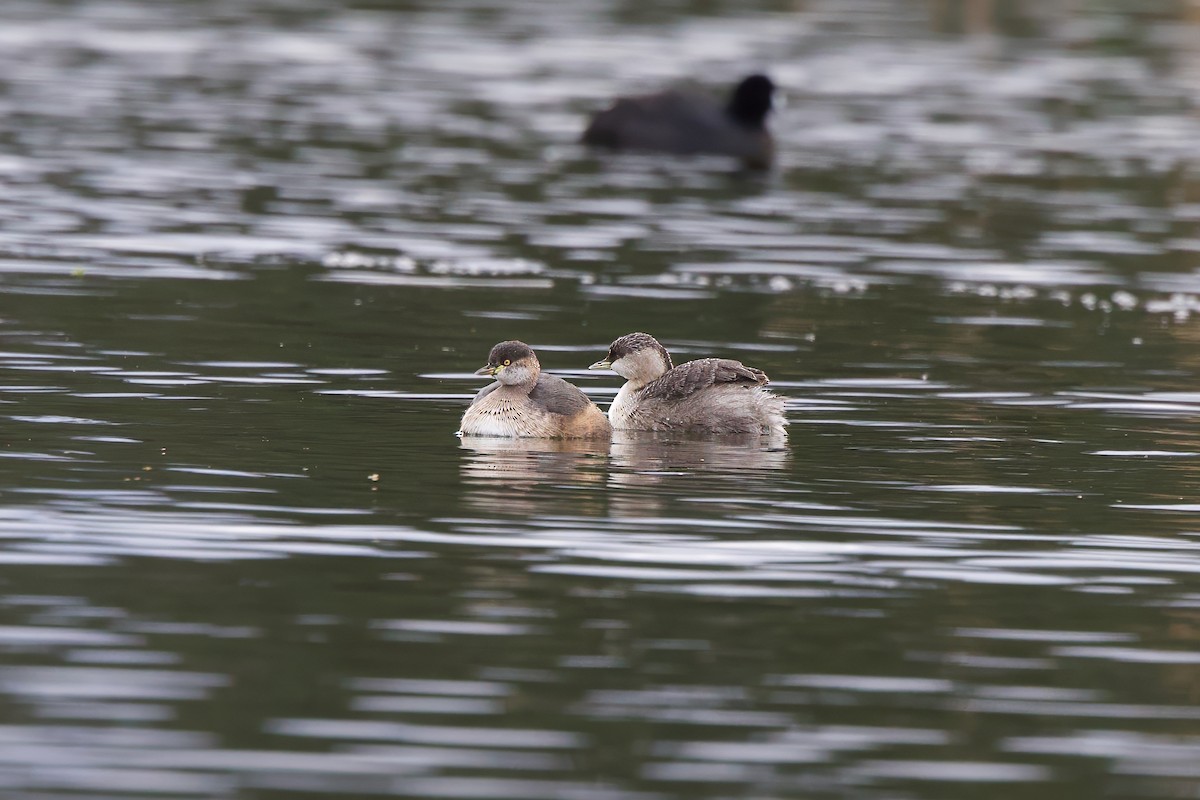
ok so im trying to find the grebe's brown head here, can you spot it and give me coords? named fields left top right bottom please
left=475, top=340, right=540, bottom=387
left=589, top=332, right=673, bottom=387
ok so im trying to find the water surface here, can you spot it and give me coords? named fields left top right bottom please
left=3, top=0, right=1200, bottom=798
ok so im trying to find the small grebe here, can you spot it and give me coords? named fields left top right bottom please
left=589, top=332, right=786, bottom=436
left=460, top=340, right=611, bottom=439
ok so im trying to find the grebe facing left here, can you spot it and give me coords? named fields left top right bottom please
left=589, top=332, right=786, bottom=436
left=460, top=340, right=611, bottom=439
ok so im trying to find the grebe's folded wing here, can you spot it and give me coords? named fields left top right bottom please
left=528, top=373, right=594, bottom=416
left=640, top=358, right=768, bottom=401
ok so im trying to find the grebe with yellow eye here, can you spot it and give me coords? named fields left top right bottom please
left=589, top=332, right=786, bottom=436
left=459, top=341, right=611, bottom=439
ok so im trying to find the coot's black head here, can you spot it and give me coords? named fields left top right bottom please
left=726, top=74, right=775, bottom=129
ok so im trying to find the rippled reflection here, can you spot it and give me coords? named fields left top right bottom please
left=458, top=436, right=610, bottom=516
left=606, top=429, right=789, bottom=517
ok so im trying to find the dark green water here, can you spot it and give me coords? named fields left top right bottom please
left=4, top=0, right=1200, bottom=797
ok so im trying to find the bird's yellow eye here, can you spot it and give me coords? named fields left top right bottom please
left=503, top=359, right=511, bottom=366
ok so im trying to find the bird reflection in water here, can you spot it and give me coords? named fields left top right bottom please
left=606, top=429, right=789, bottom=517
left=458, top=436, right=610, bottom=516
left=458, top=431, right=787, bottom=518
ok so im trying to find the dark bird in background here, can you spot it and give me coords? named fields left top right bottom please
left=582, top=74, right=776, bottom=169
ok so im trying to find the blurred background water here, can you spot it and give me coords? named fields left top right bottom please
left=4, top=0, right=1200, bottom=797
